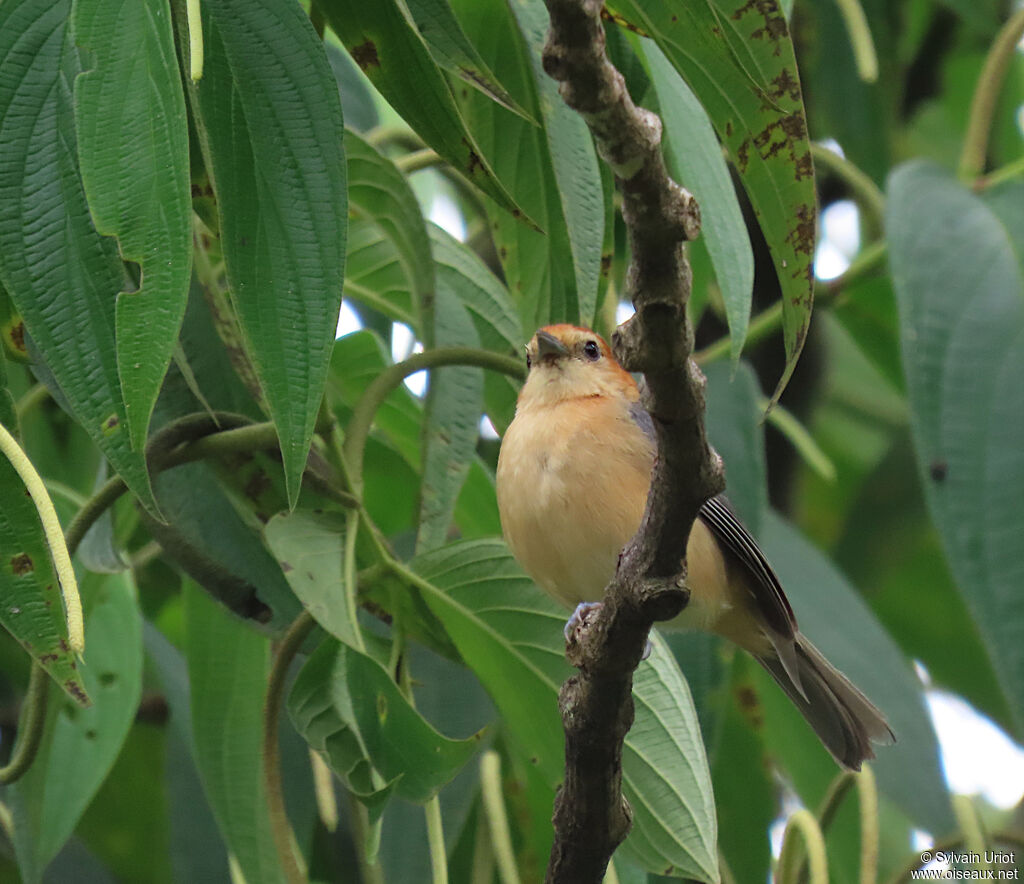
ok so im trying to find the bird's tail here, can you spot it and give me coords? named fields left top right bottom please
left=756, top=633, right=894, bottom=771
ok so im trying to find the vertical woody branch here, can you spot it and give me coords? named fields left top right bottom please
left=540, top=1, right=725, bottom=880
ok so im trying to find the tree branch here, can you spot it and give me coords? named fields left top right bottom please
left=540, top=1, right=724, bottom=879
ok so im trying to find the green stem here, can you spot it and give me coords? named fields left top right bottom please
left=811, top=143, right=885, bottom=230
left=396, top=148, right=444, bottom=175
left=695, top=239, right=889, bottom=366
left=425, top=796, right=450, bottom=884
left=479, top=751, right=521, bottom=884
left=185, top=0, right=204, bottom=81
left=342, top=347, right=525, bottom=488
left=857, top=766, right=880, bottom=884
left=0, top=420, right=82, bottom=652
left=0, top=663, right=49, bottom=785
left=351, top=796, right=386, bottom=884
left=833, top=0, right=878, bottom=82
left=959, top=6, right=1024, bottom=182
left=761, top=397, right=836, bottom=482
left=777, top=809, right=828, bottom=884
left=365, top=126, right=427, bottom=152
left=976, top=153, right=1024, bottom=191
left=262, top=611, right=316, bottom=884
left=64, top=412, right=356, bottom=560
left=14, top=382, right=48, bottom=420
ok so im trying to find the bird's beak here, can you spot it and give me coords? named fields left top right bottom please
left=535, top=330, right=569, bottom=362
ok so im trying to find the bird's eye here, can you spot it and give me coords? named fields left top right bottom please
left=583, top=340, right=600, bottom=360
left=525, top=352, right=532, bottom=369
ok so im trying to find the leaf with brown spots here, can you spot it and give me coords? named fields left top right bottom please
left=317, top=0, right=536, bottom=227
left=608, top=0, right=816, bottom=400
left=0, top=438, right=88, bottom=705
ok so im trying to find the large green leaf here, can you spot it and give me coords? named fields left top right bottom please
left=177, top=0, right=347, bottom=508
left=411, top=539, right=718, bottom=882
left=346, top=129, right=434, bottom=336
left=184, top=580, right=283, bottom=884
left=0, top=0, right=156, bottom=512
left=318, top=0, right=530, bottom=224
left=638, top=38, right=754, bottom=363
left=7, top=572, right=142, bottom=883
left=888, top=162, right=1024, bottom=736
left=452, top=0, right=604, bottom=329
left=405, top=0, right=533, bottom=121
left=289, top=637, right=483, bottom=806
left=344, top=218, right=420, bottom=330
left=417, top=290, right=484, bottom=552
left=0, top=449, right=87, bottom=704
left=72, top=0, right=191, bottom=451
left=760, top=512, right=954, bottom=835
left=612, top=0, right=816, bottom=399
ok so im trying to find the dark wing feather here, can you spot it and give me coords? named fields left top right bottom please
left=698, top=495, right=796, bottom=638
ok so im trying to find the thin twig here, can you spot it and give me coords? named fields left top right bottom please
left=262, top=610, right=316, bottom=884
left=958, top=7, right=1024, bottom=182
left=0, top=663, right=49, bottom=785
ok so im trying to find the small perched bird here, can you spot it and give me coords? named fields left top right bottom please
left=496, top=324, right=893, bottom=770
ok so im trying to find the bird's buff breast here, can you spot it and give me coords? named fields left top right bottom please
left=496, top=399, right=653, bottom=608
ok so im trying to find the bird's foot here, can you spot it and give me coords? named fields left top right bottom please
left=564, top=601, right=602, bottom=643
left=563, top=602, right=653, bottom=660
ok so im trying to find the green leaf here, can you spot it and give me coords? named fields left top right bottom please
left=888, top=162, right=1024, bottom=737
left=72, top=0, right=191, bottom=452
left=346, top=129, right=434, bottom=336
left=178, top=0, right=347, bottom=508
left=704, top=360, right=767, bottom=533
left=637, top=38, right=754, bottom=363
left=8, top=572, right=142, bottom=883
left=184, top=579, right=283, bottom=884
left=417, top=290, right=484, bottom=552
left=318, top=0, right=532, bottom=225
left=0, top=0, right=156, bottom=513
left=288, top=637, right=483, bottom=805
left=264, top=509, right=359, bottom=648
left=452, top=0, right=604, bottom=329
left=344, top=218, right=420, bottom=330
left=410, top=539, right=718, bottom=882
left=0, top=458, right=87, bottom=704
left=405, top=0, right=535, bottom=122
left=760, top=512, right=954, bottom=835
left=612, top=0, right=816, bottom=400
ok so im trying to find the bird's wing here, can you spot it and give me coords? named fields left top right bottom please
left=698, top=495, right=796, bottom=639
left=625, top=400, right=796, bottom=638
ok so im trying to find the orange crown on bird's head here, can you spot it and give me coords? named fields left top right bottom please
left=518, top=324, right=638, bottom=408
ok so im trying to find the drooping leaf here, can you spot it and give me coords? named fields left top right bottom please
left=637, top=38, right=754, bottom=364
left=288, top=637, right=484, bottom=806
left=318, top=0, right=531, bottom=224
left=410, top=539, right=719, bottom=882
left=760, top=511, right=954, bottom=835
left=405, top=0, right=535, bottom=121
left=452, top=0, right=603, bottom=329
left=264, top=509, right=359, bottom=648
left=611, top=0, right=816, bottom=400
left=346, top=129, right=434, bottom=336
left=175, top=0, right=347, bottom=508
left=72, top=0, right=192, bottom=451
left=417, top=290, right=483, bottom=552
left=0, top=453, right=87, bottom=704
left=0, top=0, right=156, bottom=513
left=8, top=572, right=142, bottom=883
left=184, top=580, right=283, bottom=884
left=888, top=162, right=1024, bottom=737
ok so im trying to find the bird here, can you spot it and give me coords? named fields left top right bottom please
left=495, top=323, right=894, bottom=770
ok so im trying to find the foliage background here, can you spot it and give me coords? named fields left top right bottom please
left=0, top=0, right=1023, bottom=881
